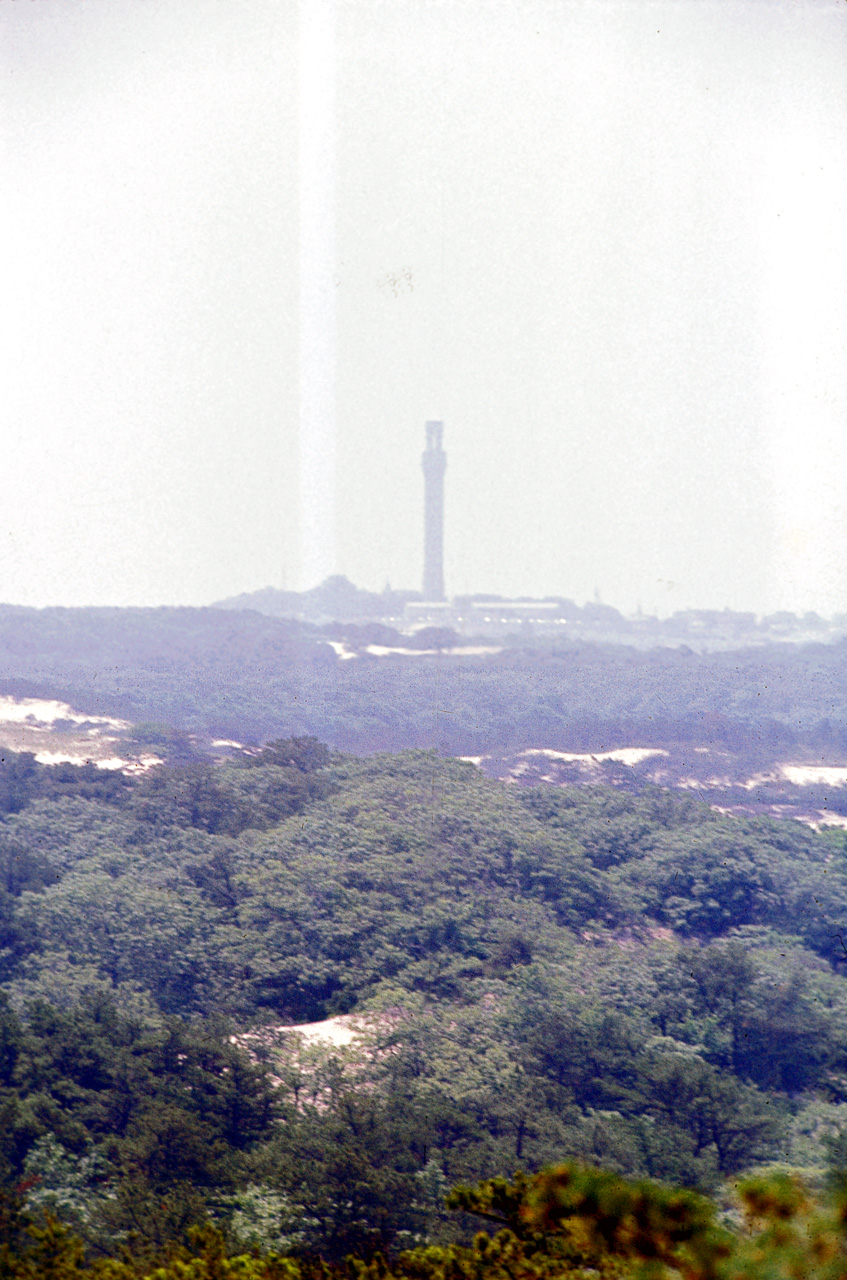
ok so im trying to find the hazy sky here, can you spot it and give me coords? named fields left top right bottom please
left=2, top=0, right=846, bottom=617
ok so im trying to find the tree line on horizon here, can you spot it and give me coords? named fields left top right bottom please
left=3, top=603, right=847, bottom=761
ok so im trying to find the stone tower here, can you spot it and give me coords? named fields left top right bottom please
left=421, top=420, right=446, bottom=601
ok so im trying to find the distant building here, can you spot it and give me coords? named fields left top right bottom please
left=466, top=600, right=561, bottom=621
left=404, top=600, right=454, bottom=625
left=421, top=420, right=446, bottom=601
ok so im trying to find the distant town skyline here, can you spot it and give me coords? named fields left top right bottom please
left=1, top=0, right=846, bottom=618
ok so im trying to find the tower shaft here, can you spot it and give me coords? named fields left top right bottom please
left=422, top=420, right=446, bottom=601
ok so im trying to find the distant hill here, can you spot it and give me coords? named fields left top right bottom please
left=214, top=577, right=847, bottom=651
left=213, top=574, right=420, bottom=621
left=3, top=600, right=847, bottom=795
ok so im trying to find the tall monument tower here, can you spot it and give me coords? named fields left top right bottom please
left=421, top=420, right=446, bottom=601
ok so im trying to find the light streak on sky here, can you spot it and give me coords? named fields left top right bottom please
left=299, top=0, right=337, bottom=590
left=0, top=0, right=845, bottom=616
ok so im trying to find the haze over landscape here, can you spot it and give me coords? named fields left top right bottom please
left=2, top=0, right=846, bottom=616
left=9, top=6, right=847, bottom=1276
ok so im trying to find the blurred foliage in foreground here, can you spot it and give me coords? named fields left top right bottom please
left=4, top=1163, right=847, bottom=1279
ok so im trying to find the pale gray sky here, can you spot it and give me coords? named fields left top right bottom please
left=2, top=0, right=846, bottom=617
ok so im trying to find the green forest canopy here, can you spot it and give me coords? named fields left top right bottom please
left=4, top=742, right=847, bottom=1264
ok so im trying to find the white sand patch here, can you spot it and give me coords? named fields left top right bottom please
left=0, top=696, right=127, bottom=730
left=32, top=750, right=162, bottom=772
left=521, top=747, right=669, bottom=767
left=363, top=644, right=502, bottom=658
left=601, top=747, right=669, bottom=766
left=448, top=646, right=502, bottom=656
left=812, top=811, right=847, bottom=830
left=0, top=723, right=128, bottom=764
left=781, top=765, right=847, bottom=786
left=365, top=645, right=437, bottom=657
left=231, top=1013, right=401, bottom=1103
left=290, top=1015, right=366, bottom=1048
left=33, top=750, right=102, bottom=766
left=233, top=1013, right=395, bottom=1059
left=735, top=771, right=779, bottom=790
left=212, top=738, right=245, bottom=748
left=318, top=643, right=505, bottom=660
left=326, top=640, right=358, bottom=660
left=123, top=755, right=165, bottom=774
